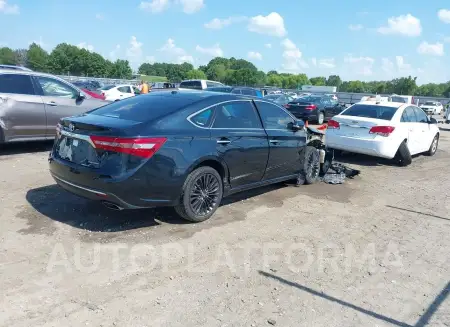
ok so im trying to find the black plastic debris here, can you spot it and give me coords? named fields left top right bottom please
left=321, top=163, right=360, bottom=184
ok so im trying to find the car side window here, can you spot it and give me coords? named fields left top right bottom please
left=213, top=101, right=262, bottom=129
left=37, top=77, right=77, bottom=98
left=255, top=101, right=295, bottom=130
left=118, top=86, right=132, bottom=93
left=413, top=106, right=428, bottom=123
left=231, top=89, right=242, bottom=94
left=191, top=108, right=214, bottom=127
left=241, top=89, right=254, bottom=96
left=0, top=74, right=35, bottom=95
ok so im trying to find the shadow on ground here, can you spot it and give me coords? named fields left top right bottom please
left=259, top=271, right=449, bottom=327
left=0, top=141, right=53, bottom=157
left=25, top=182, right=289, bottom=233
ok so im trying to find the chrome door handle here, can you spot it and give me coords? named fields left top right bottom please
left=217, top=139, right=230, bottom=145
left=46, top=102, right=57, bottom=106
left=269, top=139, right=279, bottom=144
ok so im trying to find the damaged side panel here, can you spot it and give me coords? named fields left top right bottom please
left=0, top=94, right=47, bottom=142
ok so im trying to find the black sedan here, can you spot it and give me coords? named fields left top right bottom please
left=285, top=94, right=346, bottom=124
left=49, top=91, right=317, bottom=222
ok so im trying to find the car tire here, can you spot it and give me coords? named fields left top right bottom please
left=426, top=134, right=439, bottom=156
left=303, top=146, right=321, bottom=184
left=317, top=112, right=325, bottom=124
left=174, top=166, right=223, bottom=222
left=394, top=141, right=412, bottom=166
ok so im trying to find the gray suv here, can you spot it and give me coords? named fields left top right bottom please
left=0, top=70, right=108, bottom=144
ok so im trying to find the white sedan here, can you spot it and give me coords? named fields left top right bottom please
left=100, top=84, right=139, bottom=101
left=326, top=101, right=440, bottom=166
left=420, top=101, right=443, bottom=115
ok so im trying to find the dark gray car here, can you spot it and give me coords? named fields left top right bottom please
left=0, top=70, right=108, bottom=144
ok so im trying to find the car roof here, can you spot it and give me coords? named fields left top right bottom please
left=140, top=90, right=258, bottom=102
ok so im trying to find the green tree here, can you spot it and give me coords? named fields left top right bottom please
left=326, top=75, right=342, bottom=88
left=0, top=47, right=16, bottom=65
left=14, top=49, right=28, bottom=67
left=309, top=76, right=326, bottom=86
left=185, top=69, right=207, bottom=79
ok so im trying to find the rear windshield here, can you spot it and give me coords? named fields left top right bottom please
left=294, top=96, right=322, bottom=103
left=89, top=94, right=194, bottom=122
left=341, top=104, right=398, bottom=120
left=424, top=101, right=436, bottom=105
left=101, top=85, right=115, bottom=90
left=179, top=81, right=202, bottom=90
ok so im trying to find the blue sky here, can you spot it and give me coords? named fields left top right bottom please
left=1, top=0, right=450, bottom=84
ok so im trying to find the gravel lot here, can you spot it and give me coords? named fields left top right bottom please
left=1, top=126, right=449, bottom=327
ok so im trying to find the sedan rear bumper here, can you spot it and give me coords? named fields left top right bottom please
left=326, top=133, right=397, bottom=159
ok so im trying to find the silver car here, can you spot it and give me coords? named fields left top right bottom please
left=0, top=70, right=108, bottom=144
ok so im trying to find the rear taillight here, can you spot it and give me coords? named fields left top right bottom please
left=304, top=105, right=317, bottom=110
left=369, top=126, right=395, bottom=137
left=90, top=136, right=167, bottom=158
left=327, top=119, right=340, bottom=129
left=284, top=104, right=290, bottom=108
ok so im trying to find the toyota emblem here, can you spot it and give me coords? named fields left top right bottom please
left=69, top=124, right=75, bottom=132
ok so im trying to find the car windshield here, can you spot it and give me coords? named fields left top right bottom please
left=341, top=104, right=398, bottom=120
left=101, top=85, right=115, bottom=90
left=294, top=96, right=322, bottom=103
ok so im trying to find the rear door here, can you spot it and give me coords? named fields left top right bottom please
left=210, top=100, right=269, bottom=188
left=0, top=73, right=47, bottom=141
left=254, top=100, right=306, bottom=180
left=34, top=76, right=104, bottom=137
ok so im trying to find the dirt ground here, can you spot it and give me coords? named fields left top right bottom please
left=1, top=126, right=449, bottom=327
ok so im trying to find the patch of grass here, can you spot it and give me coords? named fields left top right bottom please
left=138, top=75, right=167, bottom=82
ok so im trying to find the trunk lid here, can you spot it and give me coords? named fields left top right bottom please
left=286, top=101, right=317, bottom=114
left=54, top=114, right=146, bottom=175
left=331, top=115, right=391, bottom=140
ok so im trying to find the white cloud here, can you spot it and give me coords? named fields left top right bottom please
left=344, top=55, right=375, bottom=76
left=280, top=38, right=307, bottom=72
left=126, top=36, right=143, bottom=61
left=377, top=14, right=422, bottom=37
left=77, top=42, right=94, bottom=52
left=395, top=56, right=411, bottom=70
left=139, top=0, right=170, bottom=13
left=264, top=43, right=272, bottom=48
left=196, top=44, right=224, bottom=57
left=417, top=41, right=444, bottom=56
left=248, top=51, right=262, bottom=60
left=348, top=24, right=363, bottom=31
left=109, top=44, right=121, bottom=60
left=159, top=38, right=194, bottom=64
left=248, top=12, right=287, bottom=37
left=0, top=0, right=19, bottom=14
left=178, top=0, right=204, bottom=14
left=311, top=58, right=317, bottom=66
left=318, top=58, right=336, bottom=68
left=146, top=55, right=156, bottom=64
left=381, top=58, right=394, bottom=73
left=204, top=16, right=247, bottom=29
left=438, top=9, right=450, bottom=24
left=95, top=13, right=104, bottom=20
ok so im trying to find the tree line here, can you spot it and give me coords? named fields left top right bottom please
left=1, top=43, right=449, bottom=97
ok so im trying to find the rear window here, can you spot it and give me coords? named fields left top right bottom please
left=101, top=85, right=115, bottom=90
left=0, top=74, right=35, bottom=95
left=294, top=96, right=322, bottom=103
left=424, top=101, right=435, bottom=105
left=341, top=104, right=398, bottom=120
left=89, top=94, right=195, bottom=122
left=390, top=96, right=407, bottom=103
left=180, top=81, right=202, bottom=90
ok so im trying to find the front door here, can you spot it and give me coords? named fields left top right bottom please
left=412, top=106, right=434, bottom=153
left=253, top=100, right=307, bottom=180
left=34, top=76, right=105, bottom=137
left=210, top=100, right=269, bottom=188
left=400, top=106, right=421, bottom=155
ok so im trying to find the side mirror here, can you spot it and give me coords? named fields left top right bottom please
left=289, top=120, right=305, bottom=131
left=429, top=117, right=438, bottom=124
left=78, top=92, right=86, bottom=100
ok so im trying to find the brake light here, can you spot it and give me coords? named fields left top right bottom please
left=327, top=119, right=340, bottom=129
left=369, top=126, right=395, bottom=137
left=304, top=105, right=317, bottom=110
left=90, top=136, right=167, bottom=158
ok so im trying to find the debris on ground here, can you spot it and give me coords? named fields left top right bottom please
left=322, top=163, right=361, bottom=184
